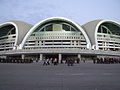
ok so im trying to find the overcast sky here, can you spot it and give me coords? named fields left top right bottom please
left=0, top=0, right=120, bottom=25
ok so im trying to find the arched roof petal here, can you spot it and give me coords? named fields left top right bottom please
left=82, top=19, right=120, bottom=49
left=20, top=17, right=91, bottom=49
left=0, top=20, right=33, bottom=49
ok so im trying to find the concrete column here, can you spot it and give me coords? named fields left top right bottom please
left=58, top=54, right=62, bottom=63
left=22, top=54, right=25, bottom=59
left=78, top=54, right=81, bottom=61
left=39, top=54, right=43, bottom=61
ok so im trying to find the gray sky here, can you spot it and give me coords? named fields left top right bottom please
left=0, top=0, right=120, bottom=25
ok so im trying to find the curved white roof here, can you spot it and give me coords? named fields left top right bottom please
left=0, top=21, right=33, bottom=49
left=82, top=19, right=120, bottom=49
left=20, top=17, right=91, bottom=49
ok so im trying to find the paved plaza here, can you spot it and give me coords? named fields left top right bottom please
left=0, top=62, right=120, bottom=90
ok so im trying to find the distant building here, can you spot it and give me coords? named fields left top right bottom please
left=0, top=17, right=120, bottom=61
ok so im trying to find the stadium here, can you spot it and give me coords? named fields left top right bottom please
left=0, top=17, right=120, bottom=63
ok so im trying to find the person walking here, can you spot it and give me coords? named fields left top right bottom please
left=67, top=58, right=74, bottom=66
left=93, top=58, right=96, bottom=64
left=67, top=58, right=70, bottom=66
left=83, top=58, right=86, bottom=63
left=70, top=58, right=74, bottom=66
left=53, top=58, right=58, bottom=65
left=47, top=58, right=50, bottom=65
left=43, top=58, right=48, bottom=66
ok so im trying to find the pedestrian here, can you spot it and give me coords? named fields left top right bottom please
left=66, top=58, right=70, bottom=66
left=50, top=58, right=53, bottom=64
left=76, top=58, right=80, bottom=64
left=67, top=58, right=74, bottom=66
left=93, top=58, right=96, bottom=64
left=53, top=58, right=58, bottom=65
left=43, top=58, right=48, bottom=66
left=70, top=58, right=74, bottom=66
left=83, top=58, right=86, bottom=63
left=47, top=58, right=50, bottom=65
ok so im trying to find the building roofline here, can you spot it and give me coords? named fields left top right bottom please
left=20, top=17, right=91, bottom=49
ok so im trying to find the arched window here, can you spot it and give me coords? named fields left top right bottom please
left=62, top=24, right=70, bottom=31
left=45, top=24, right=53, bottom=31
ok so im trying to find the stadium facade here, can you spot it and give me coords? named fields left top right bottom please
left=0, top=17, right=120, bottom=62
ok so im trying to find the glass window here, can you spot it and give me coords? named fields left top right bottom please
left=31, top=34, right=35, bottom=36
left=62, top=24, right=70, bottom=31
left=53, top=24, right=62, bottom=31
left=71, top=27, right=76, bottom=31
left=11, top=29, right=15, bottom=34
left=98, top=28, right=101, bottom=33
left=102, top=27, right=107, bottom=33
left=41, top=28, right=44, bottom=31
left=46, top=24, right=53, bottom=31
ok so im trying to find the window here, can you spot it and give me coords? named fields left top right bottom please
left=46, top=24, right=53, bottom=31
left=102, top=27, right=107, bottom=33
left=11, top=29, right=15, bottom=34
left=41, top=28, right=44, bottom=31
left=98, top=28, right=101, bottom=33
left=31, top=34, right=35, bottom=36
left=71, top=27, right=76, bottom=31
left=62, top=24, right=70, bottom=31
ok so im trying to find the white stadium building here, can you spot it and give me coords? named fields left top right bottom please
left=0, top=17, right=120, bottom=62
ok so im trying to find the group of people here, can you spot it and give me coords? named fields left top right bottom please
left=0, top=58, right=33, bottom=63
left=43, top=58, right=58, bottom=66
left=66, top=58, right=75, bottom=66
left=42, top=57, right=80, bottom=66
left=93, top=58, right=120, bottom=64
left=1, top=57, right=120, bottom=65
